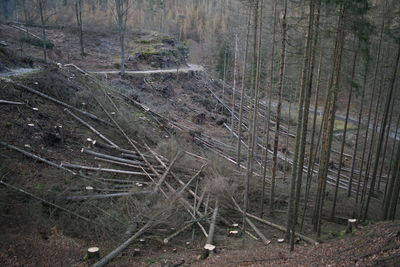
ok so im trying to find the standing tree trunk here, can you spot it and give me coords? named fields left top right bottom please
left=348, top=66, right=368, bottom=197
left=237, top=9, right=251, bottom=169
left=37, top=0, right=47, bottom=64
left=115, top=0, right=130, bottom=75
left=260, top=0, right=277, bottom=218
left=300, top=49, right=323, bottom=232
left=314, top=3, right=347, bottom=236
left=231, top=34, right=239, bottom=139
left=330, top=39, right=359, bottom=219
left=381, top=108, right=400, bottom=202
left=290, top=0, right=321, bottom=250
left=243, top=0, right=262, bottom=233
left=75, top=0, right=84, bottom=56
left=270, top=0, right=287, bottom=216
left=376, top=97, right=395, bottom=193
left=354, top=18, right=384, bottom=216
left=365, top=43, right=400, bottom=220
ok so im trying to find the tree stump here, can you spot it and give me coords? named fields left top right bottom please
left=201, top=244, right=215, bottom=259
left=346, top=219, right=357, bottom=233
left=87, top=247, right=100, bottom=259
left=132, top=248, right=141, bottom=256
left=228, top=230, right=239, bottom=237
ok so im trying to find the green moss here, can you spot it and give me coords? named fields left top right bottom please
left=142, top=47, right=159, bottom=56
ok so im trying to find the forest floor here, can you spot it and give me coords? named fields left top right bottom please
left=0, top=23, right=399, bottom=266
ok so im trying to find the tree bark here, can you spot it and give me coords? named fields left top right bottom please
left=270, top=0, right=287, bottom=216
left=75, top=0, right=84, bottom=56
left=365, top=43, right=400, bottom=220
left=330, top=39, right=359, bottom=219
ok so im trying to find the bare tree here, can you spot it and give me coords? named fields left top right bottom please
left=36, top=0, right=47, bottom=63
left=114, top=0, right=130, bottom=75
left=270, top=0, right=288, bottom=216
left=75, top=0, right=84, bottom=56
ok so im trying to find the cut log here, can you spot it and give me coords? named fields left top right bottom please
left=94, top=157, right=162, bottom=171
left=163, top=214, right=210, bottom=245
left=245, top=218, right=271, bottom=245
left=0, top=100, right=25, bottom=105
left=61, top=162, right=154, bottom=176
left=231, top=197, right=318, bottom=245
left=92, top=220, right=153, bottom=267
left=152, top=152, right=181, bottom=194
left=65, top=109, right=118, bottom=148
left=82, top=148, right=147, bottom=166
left=0, top=181, right=91, bottom=223
left=59, top=191, right=151, bottom=201
left=6, top=80, right=110, bottom=125
left=0, top=141, right=76, bottom=175
left=201, top=200, right=219, bottom=260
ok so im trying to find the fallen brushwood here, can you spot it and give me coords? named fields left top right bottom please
left=146, top=148, right=233, bottom=227
left=140, top=167, right=208, bottom=237
left=201, top=199, right=219, bottom=260
left=0, top=141, right=76, bottom=175
left=5, top=80, right=110, bottom=125
left=65, top=109, right=119, bottom=148
left=92, top=168, right=198, bottom=267
left=60, top=162, right=154, bottom=176
left=231, top=197, right=318, bottom=245
left=0, top=180, right=91, bottom=222
left=0, top=100, right=25, bottom=105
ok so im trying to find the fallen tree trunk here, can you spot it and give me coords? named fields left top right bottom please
left=0, top=100, right=25, bottom=105
left=92, top=219, right=154, bottom=267
left=61, top=162, right=154, bottom=176
left=6, top=80, right=110, bottom=125
left=82, top=148, right=147, bottom=166
left=201, top=199, right=219, bottom=260
left=245, top=217, right=271, bottom=245
left=65, top=109, right=118, bottom=148
left=152, top=152, right=181, bottom=194
left=0, top=180, right=90, bottom=222
left=0, top=141, right=76, bottom=175
left=163, top=213, right=210, bottom=245
left=231, top=197, right=318, bottom=245
left=59, top=191, right=151, bottom=201
left=94, top=157, right=162, bottom=171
